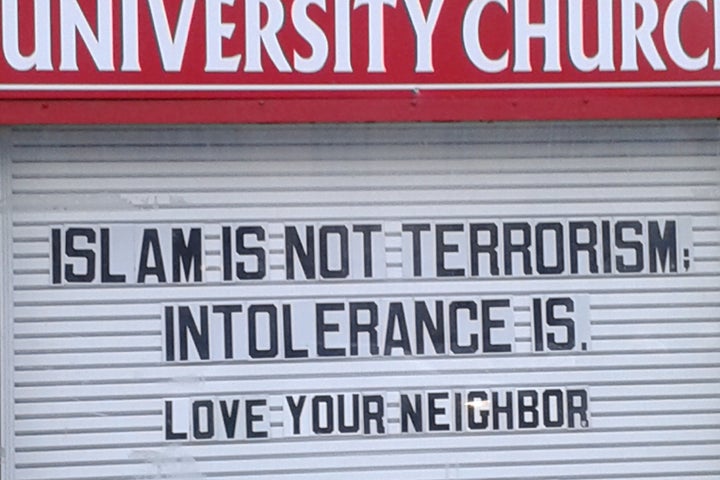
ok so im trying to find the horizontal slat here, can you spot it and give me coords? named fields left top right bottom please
left=12, top=188, right=719, bottom=206
left=12, top=351, right=720, bottom=378
left=592, top=322, right=720, bottom=336
left=11, top=444, right=720, bottom=479
left=13, top=351, right=161, bottom=367
left=14, top=336, right=160, bottom=351
left=12, top=202, right=720, bottom=223
left=13, top=144, right=720, bottom=165
left=13, top=425, right=720, bottom=460
left=15, top=414, right=158, bottom=436
left=591, top=305, right=720, bottom=321
left=12, top=421, right=720, bottom=457
left=14, top=320, right=159, bottom=336
left=13, top=366, right=720, bottom=402
left=8, top=121, right=717, bottom=143
left=12, top=275, right=720, bottom=295
left=13, top=171, right=718, bottom=193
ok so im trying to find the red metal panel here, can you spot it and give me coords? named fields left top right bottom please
left=1, top=0, right=719, bottom=122
left=0, top=95, right=719, bottom=125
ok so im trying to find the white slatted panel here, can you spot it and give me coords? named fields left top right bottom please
left=4, top=121, right=720, bottom=480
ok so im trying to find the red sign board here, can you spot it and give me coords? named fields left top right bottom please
left=1, top=0, right=720, bottom=123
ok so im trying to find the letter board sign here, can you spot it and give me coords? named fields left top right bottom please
left=1, top=122, right=719, bottom=478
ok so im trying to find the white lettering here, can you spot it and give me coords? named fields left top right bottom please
left=60, top=0, right=114, bottom=72
left=206, top=0, right=242, bottom=72
left=513, top=0, right=561, bottom=72
left=2, top=0, right=53, bottom=71
left=403, top=0, right=444, bottom=73
left=463, top=0, right=509, bottom=73
left=293, top=0, right=329, bottom=73
left=621, top=0, right=667, bottom=71
left=715, top=0, right=720, bottom=68
left=568, top=0, right=614, bottom=72
left=664, top=0, right=709, bottom=71
left=334, top=0, right=353, bottom=72
left=148, top=0, right=196, bottom=72
left=245, top=0, right=292, bottom=72
left=355, top=0, right=397, bottom=73
left=7, top=0, right=718, bottom=79
left=121, top=0, right=140, bottom=71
